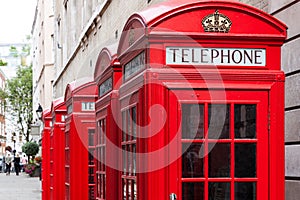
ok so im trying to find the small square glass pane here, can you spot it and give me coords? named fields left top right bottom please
left=209, top=182, right=230, bottom=200
left=235, top=144, right=256, bottom=177
left=208, top=104, right=230, bottom=139
left=208, top=143, right=230, bottom=177
left=234, top=105, right=256, bottom=138
left=182, top=104, right=204, bottom=139
left=235, top=182, right=256, bottom=200
left=182, top=143, right=204, bottom=178
left=182, top=182, right=204, bottom=200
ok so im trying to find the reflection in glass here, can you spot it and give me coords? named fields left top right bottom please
left=182, top=143, right=204, bottom=177
left=208, top=104, right=230, bottom=139
left=235, top=182, right=256, bottom=200
left=234, top=105, right=256, bottom=138
left=208, top=143, right=230, bottom=177
left=235, top=144, right=256, bottom=177
left=209, top=182, right=230, bottom=200
left=182, top=104, right=204, bottom=139
left=182, top=182, right=204, bottom=200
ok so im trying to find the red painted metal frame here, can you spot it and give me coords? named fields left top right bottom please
left=117, top=0, right=287, bottom=200
left=50, top=97, right=66, bottom=200
left=64, top=81, right=98, bottom=200
left=42, top=108, right=51, bottom=200
left=94, top=45, right=122, bottom=200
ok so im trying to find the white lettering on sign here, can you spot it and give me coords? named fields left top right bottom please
left=166, top=47, right=266, bottom=66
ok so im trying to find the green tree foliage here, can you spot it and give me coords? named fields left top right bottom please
left=22, top=142, right=39, bottom=161
left=0, top=59, right=8, bottom=66
left=9, top=46, right=19, bottom=58
left=0, top=39, right=33, bottom=142
left=7, top=66, right=33, bottom=141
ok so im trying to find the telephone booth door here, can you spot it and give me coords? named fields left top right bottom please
left=169, top=90, right=269, bottom=200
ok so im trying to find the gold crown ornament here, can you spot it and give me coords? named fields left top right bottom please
left=202, top=10, right=232, bottom=33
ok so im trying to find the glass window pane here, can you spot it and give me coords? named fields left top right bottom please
left=208, top=143, right=230, bottom=177
left=208, top=104, right=230, bottom=139
left=103, top=119, right=106, bottom=144
left=132, top=107, right=137, bottom=139
left=182, top=143, right=204, bottom=178
left=182, top=182, right=204, bottom=200
left=128, top=145, right=132, bottom=175
left=133, top=180, right=137, bottom=200
left=182, top=104, right=204, bottom=139
left=122, top=179, right=126, bottom=200
left=234, top=105, right=256, bottom=138
left=209, top=182, right=230, bottom=200
left=235, top=182, right=256, bottom=200
left=122, top=112, right=126, bottom=141
left=122, top=146, right=126, bottom=174
left=128, top=179, right=132, bottom=200
left=127, top=110, right=131, bottom=140
left=235, top=144, right=256, bottom=177
left=133, top=144, right=136, bottom=175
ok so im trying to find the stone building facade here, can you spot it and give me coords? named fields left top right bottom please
left=271, top=1, right=300, bottom=199
left=32, top=0, right=300, bottom=199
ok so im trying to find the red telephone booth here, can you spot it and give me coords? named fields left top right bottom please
left=42, top=108, right=51, bottom=200
left=94, top=45, right=121, bottom=200
left=50, top=97, right=66, bottom=200
left=117, top=0, right=286, bottom=200
left=64, top=80, right=98, bottom=200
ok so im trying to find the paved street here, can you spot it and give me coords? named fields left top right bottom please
left=0, top=171, right=41, bottom=199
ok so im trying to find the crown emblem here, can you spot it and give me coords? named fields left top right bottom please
left=202, top=10, right=232, bottom=33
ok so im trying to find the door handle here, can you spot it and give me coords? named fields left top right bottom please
left=169, top=193, right=177, bottom=200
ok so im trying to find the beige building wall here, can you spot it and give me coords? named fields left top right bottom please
left=32, top=0, right=55, bottom=114
left=270, top=0, right=300, bottom=199
left=52, top=0, right=167, bottom=97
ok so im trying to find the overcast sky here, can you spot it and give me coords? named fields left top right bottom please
left=0, top=0, right=37, bottom=44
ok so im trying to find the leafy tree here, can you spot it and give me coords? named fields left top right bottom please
left=22, top=142, right=39, bottom=162
left=0, top=39, right=33, bottom=142
left=2, top=65, right=33, bottom=142
left=9, top=46, right=19, bottom=58
left=0, top=59, right=7, bottom=66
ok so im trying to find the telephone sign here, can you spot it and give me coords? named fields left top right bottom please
left=166, top=47, right=266, bottom=66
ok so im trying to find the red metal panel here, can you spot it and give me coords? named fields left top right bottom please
left=116, top=0, right=286, bottom=199
left=269, top=81, right=285, bottom=200
left=42, top=109, right=51, bottom=200
left=50, top=97, right=66, bottom=200
left=64, top=81, right=98, bottom=200
left=94, top=46, right=121, bottom=200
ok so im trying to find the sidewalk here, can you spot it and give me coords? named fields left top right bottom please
left=0, top=171, right=41, bottom=199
